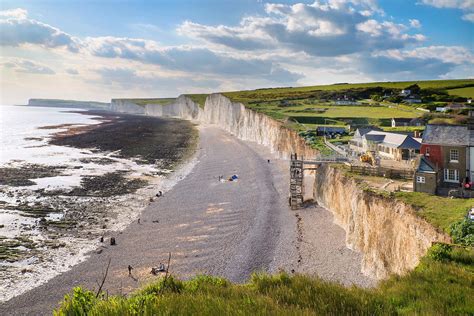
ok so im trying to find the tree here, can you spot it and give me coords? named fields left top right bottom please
left=404, top=84, right=421, bottom=94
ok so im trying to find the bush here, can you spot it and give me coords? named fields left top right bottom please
left=450, top=218, right=474, bottom=247
left=428, top=243, right=453, bottom=261
left=54, top=287, right=96, bottom=316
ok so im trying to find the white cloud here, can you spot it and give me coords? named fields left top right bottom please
left=0, top=8, right=28, bottom=19
left=0, top=8, right=77, bottom=51
left=409, top=19, right=422, bottom=28
left=66, top=68, right=79, bottom=75
left=420, top=0, right=474, bottom=10
left=1, top=57, right=55, bottom=74
left=462, top=12, right=474, bottom=21
left=420, top=0, right=474, bottom=22
left=365, top=46, right=474, bottom=79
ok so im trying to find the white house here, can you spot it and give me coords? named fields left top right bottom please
left=334, top=95, right=359, bottom=105
left=350, top=129, right=421, bottom=161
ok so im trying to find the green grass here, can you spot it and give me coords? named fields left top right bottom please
left=394, top=192, right=472, bottom=233
left=119, top=98, right=176, bottom=107
left=185, top=94, right=209, bottom=108
left=382, top=126, right=425, bottom=133
left=55, top=246, right=474, bottom=315
left=447, top=87, right=474, bottom=99
left=284, top=105, right=419, bottom=119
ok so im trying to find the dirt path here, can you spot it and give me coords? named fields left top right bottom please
left=1, top=126, right=372, bottom=315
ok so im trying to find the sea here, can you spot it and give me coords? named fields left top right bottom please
left=0, top=105, right=196, bottom=302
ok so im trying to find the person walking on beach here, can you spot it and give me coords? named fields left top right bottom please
left=128, top=265, right=133, bottom=276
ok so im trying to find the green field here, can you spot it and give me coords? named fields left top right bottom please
left=447, top=86, right=474, bottom=99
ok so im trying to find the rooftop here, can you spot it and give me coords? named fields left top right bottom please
left=364, top=130, right=421, bottom=149
left=422, top=125, right=470, bottom=146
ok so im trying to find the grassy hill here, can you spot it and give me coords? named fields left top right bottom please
left=221, top=79, right=473, bottom=123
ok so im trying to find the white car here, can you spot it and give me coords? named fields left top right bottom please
left=469, top=208, right=474, bottom=221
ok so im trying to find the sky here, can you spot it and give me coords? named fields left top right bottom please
left=0, top=0, right=473, bottom=105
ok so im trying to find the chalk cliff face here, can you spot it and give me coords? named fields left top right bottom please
left=312, top=165, right=451, bottom=279
left=110, top=99, right=146, bottom=114
left=145, top=95, right=200, bottom=120
left=143, top=93, right=316, bottom=158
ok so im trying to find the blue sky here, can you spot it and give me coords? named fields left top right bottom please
left=1, top=0, right=473, bottom=104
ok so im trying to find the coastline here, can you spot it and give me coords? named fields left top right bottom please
left=0, top=109, right=199, bottom=302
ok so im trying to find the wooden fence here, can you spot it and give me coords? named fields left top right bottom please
left=350, top=165, right=414, bottom=180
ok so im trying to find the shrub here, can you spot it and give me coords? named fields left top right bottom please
left=450, top=218, right=474, bottom=247
left=428, top=243, right=453, bottom=261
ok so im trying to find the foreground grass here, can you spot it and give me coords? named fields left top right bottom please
left=55, top=246, right=473, bottom=315
left=394, top=192, right=472, bottom=233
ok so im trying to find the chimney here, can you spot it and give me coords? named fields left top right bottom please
left=414, top=130, right=421, bottom=138
left=469, top=110, right=474, bottom=130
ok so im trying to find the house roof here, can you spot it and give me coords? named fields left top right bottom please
left=422, top=124, right=470, bottom=146
left=364, top=130, right=421, bottom=149
left=354, top=127, right=380, bottom=138
left=417, top=156, right=437, bottom=173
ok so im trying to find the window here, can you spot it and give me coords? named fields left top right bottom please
left=444, top=169, right=459, bottom=183
left=450, top=149, right=459, bottom=162
left=416, top=176, right=425, bottom=183
left=425, top=147, right=430, bottom=156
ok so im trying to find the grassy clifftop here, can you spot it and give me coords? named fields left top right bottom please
left=113, top=98, right=176, bottom=107
left=55, top=246, right=473, bottom=315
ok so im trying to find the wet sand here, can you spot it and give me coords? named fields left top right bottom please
left=1, top=126, right=373, bottom=315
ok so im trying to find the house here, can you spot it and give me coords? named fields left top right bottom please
left=435, top=103, right=467, bottom=112
left=446, top=103, right=468, bottom=110
left=349, top=129, right=421, bottom=161
left=418, top=123, right=474, bottom=189
left=468, top=99, right=472, bottom=104
left=391, top=117, right=424, bottom=127
left=403, top=94, right=422, bottom=104
left=414, top=156, right=439, bottom=194
left=316, top=126, right=347, bottom=137
left=334, top=95, right=359, bottom=105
